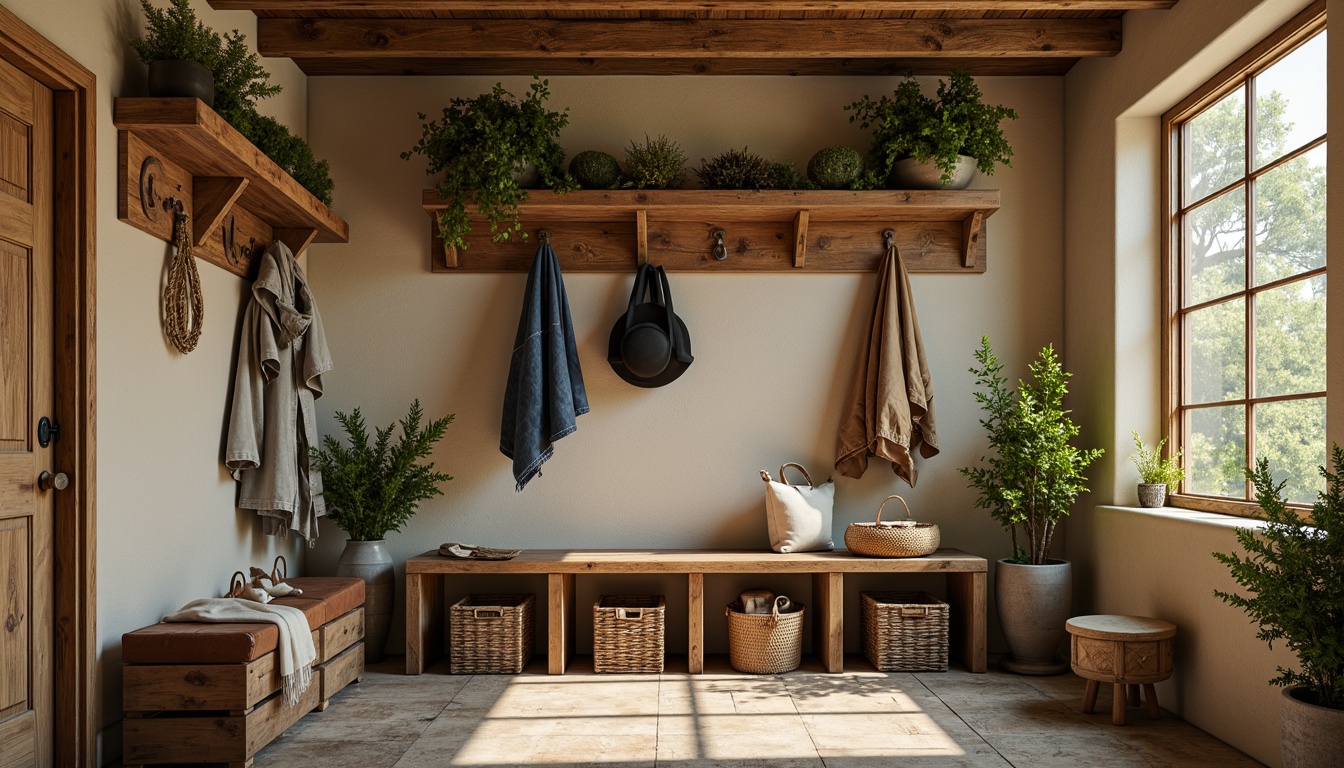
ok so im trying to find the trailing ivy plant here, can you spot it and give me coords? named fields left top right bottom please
left=1130, top=431, right=1186, bottom=487
left=1214, top=448, right=1344, bottom=710
left=312, top=400, right=455, bottom=542
left=960, top=336, right=1103, bottom=565
left=402, top=77, right=576, bottom=250
left=847, top=70, right=1018, bottom=186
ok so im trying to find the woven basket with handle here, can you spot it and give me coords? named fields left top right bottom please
left=593, top=595, right=666, bottom=673
left=726, top=597, right=804, bottom=674
left=845, top=495, right=941, bottom=558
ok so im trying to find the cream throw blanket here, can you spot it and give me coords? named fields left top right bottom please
left=164, top=598, right=316, bottom=704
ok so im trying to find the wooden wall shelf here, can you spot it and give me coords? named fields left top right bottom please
left=422, top=189, right=998, bottom=273
left=115, top=97, right=349, bottom=278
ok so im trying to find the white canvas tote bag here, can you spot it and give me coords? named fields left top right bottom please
left=760, top=463, right=835, bottom=553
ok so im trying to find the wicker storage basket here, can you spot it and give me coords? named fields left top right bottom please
left=845, top=495, right=941, bottom=558
left=726, top=600, right=805, bottom=674
left=861, top=591, right=949, bottom=672
left=450, top=594, right=535, bottom=674
left=593, top=595, right=666, bottom=673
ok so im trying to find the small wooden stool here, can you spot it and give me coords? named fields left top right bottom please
left=1066, top=615, right=1176, bottom=725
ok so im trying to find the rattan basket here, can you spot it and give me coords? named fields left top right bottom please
left=861, top=591, right=949, bottom=672
left=726, top=600, right=805, bottom=674
left=593, top=595, right=666, bottom=673
left=449, top=594, right=535, bottom=674
left=845, top=495, right=941, bottom=558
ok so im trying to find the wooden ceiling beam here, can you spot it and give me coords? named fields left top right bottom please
left=214, top=1, right=1174, bottom=11
left=258, top=17, right=1121, bottom=59
left=286, top=55, right=1078, bottom=76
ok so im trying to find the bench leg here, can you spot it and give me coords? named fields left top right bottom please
left=1112, top=683, right=1127, bottom=726
left=548, top=573, right=575, bottom=674
left=1082, top=679, right=1099, bottom=714
left=947, top=570, right=987, bottom=673
left=1144, top=683, right=1161, bottom=720
left=813, top=572, right=843, bottom=673
left=318, top=699, right=331, bottom=712
left=688, top=573, right=704, bottom=674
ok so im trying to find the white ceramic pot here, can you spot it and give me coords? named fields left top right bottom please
left=336, top=539, right=394, bottom=663
left=996, top=558, right=1072, bottom=675
left=1282, top=685, right=1344, bottom=768
left=1137, top=483, right=1168, bottom=508
left=887, top=155, right=979, bottom=190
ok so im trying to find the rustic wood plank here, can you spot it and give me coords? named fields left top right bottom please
left=259, top=17, right=1120, bottom=58
left=812, top=572, right=843, bottom=673
left=0, top=711, right=34, bottom=768
left=192, top=176, right=248, bottom=248
left=793, top=210, right=808, bottom=268
left=405, top=573, right=431, bottom=675
left=212, top=1, right=1177, bottom=11
left=317, top=641, right=364, bottom=711
left=319, top=607, right=365, bottom=663
left=961, top=209, right=983, bottom=268
left=123, top=657, right=274, bottom=713
left=635, top=209, right=648, bottom=267
left=547, top=573, right=575, bottom=674
left=947, top=570, right=987, bottom=673
left=122, top=682, right=320, bottom=765
left=408, top=548, right=989, bottom=574
left=687, top=573, right=704, bottom=674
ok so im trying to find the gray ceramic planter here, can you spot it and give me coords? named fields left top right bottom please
left=1137, top=483, right=1168, bottom=508
left=887, top=155, right=979, bottom=190
left=1282, top=686, right=1344, bottom=768
left=336, top=539, right=394, bottom=663
left=996, top=558, right=1072, bottom=675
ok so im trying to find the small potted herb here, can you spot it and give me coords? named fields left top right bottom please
left=847, top=70, right=1018, bottom=189
left=131, top=0, right=221, bottom=105
left=1214, top=448, right=1344, bottom=768
left=1130, top=431, right=1185, bottom=508
left=403, top=78, right=576, bottom=250
left=695, top=147, right=771, bottom=190
left=807, top=147, right=865, bottom=190
left=624, top=134, right=688, bottom=190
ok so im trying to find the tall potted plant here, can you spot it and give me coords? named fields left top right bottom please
left=1214, top=448, right=1344, bottom=768
left=312, top=400, right=454, bottom=662
left=961, top=336, right=1103, bottom=674
left=847, top=70, right=1018, bottom=190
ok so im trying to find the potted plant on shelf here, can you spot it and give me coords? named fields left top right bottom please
left=403, top=77, right=576, bottom=251
left=312, top=400, right=454, bottom=662
left=131, top=0, right=223, bottom=105
left=847, top=70, right=1018, bottom=190
left=1130, top=431, right=1185, bottom=508
left=961, top=336, right=1103, bottom=675
left=623, top=134, right=688, bottom=190
left=1214, top=448, right=1344, bottom=768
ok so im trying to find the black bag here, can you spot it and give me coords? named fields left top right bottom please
left=607, top=264, right=693, bottom=388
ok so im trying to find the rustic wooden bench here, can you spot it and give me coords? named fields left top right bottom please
left=405, top=548, right=987, bottom=675
left=120, top=577, right=366, bottom=768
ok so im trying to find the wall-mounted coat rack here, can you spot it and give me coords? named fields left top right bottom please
left=115, top=98, right=349, bottom=278
left=422, top=189, right=998, bottom=274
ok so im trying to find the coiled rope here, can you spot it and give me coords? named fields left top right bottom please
left=163, top=205, right=204, bottom=354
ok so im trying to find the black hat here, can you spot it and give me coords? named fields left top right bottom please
left=608, top=264, right=693, bottom=388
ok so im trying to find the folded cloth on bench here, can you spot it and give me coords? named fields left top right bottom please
left=164, top=598, right=316, bottom=704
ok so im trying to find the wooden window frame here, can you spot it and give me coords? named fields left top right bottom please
left=0, top=6, right=97, bottom=765
left=1161, top=0, right=1327, bottom=519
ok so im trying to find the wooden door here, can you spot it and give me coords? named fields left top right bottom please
left=0, top=54, right=54, bottom=768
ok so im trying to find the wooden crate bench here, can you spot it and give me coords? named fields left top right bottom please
left=121, top=577, right=366, bottom=768
left=405, top=548, right=987, bottom=676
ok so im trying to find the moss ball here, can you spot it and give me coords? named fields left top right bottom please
left=569, top=150, right=622, bottom=190
left=807, top=146, right=864, bottom=190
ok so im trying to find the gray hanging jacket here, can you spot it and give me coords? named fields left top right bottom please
left=500, top=240, right=588, bottom=490
left=226, top=241, right=332, bottom=544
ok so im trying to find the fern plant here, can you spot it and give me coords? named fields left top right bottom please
left=130, top=0, right=217, bottom=65
left=960, top=336, right=1104, bottom=564
left=1130, top=431, right=1186, bottom=487
left=312, top=400, right=454, bottom=542
left=1214, top=448, right=1344, bottom=710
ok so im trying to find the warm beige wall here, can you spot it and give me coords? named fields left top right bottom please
left=1, top=1, right=309, bottom=763
left=305, top=75, right=1065, bottom=654
left=1062, top=1, right=1333, bottom=765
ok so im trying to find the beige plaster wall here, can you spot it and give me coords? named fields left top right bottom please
left=304, top=76, right=1065, bottom=656
left=2, top=1, right=310, bottom=762
left=1062, top=1, right=1336, bottom=764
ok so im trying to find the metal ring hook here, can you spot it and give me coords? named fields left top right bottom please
left=538, top=228, right=552, bottom=245
left=711, top=229, right=727, bottom=261
left=882, top=229, right=897, bottom=250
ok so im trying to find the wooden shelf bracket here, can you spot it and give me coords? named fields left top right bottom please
left=961, top=210, right=985, bottom=269
left=793, top=210, right=810, bottom=268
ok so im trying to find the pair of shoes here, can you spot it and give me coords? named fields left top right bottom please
left=249, top=555, right=303, bottom=598
left=226, top=570, right=272, bottom=604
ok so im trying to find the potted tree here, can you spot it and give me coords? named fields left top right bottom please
left=402, top=77, right=575, bottom=250
left=312, top=400, right=454, bottom=662
left=1130, top=431, right=1185, bottom=508
left=847, top=70, right=1018, bottom=190
left=961, top=336, right=1103, bottom=674
left=1214, top=448, right=1344, bottom=768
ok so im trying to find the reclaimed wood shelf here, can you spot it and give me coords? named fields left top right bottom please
left=115, top=97, right=349, bottom=278
left=404, top=547, right=988, bottom=676
left=422, top=188, right=999, bottom=274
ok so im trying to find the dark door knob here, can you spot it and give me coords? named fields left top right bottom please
left=38, top=471, right=68, bottom=492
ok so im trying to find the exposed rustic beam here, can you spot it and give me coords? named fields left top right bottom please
left=214, top=1, right=1174, bottom=11
left=259, top=17, right=1120, bottom=59
left=287, top=55, right=1078, bottom=76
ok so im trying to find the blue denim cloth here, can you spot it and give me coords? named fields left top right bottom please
left=500, top=242, right=589, bottom=490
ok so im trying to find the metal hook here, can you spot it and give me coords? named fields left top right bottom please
left=882, top=229, right=897, bottom=250
left=164, top=196, right=186, bottom=221
left=538, top=228, right=552, bottom=245
left=711, top=229, right=727, bottom=261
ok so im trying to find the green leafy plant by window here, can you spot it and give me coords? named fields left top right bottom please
left=848, top=70, right=1018, bottom=186
left=1130, top=431, right=1186, bottom=487
left=695, top=147, right=772, bottom=190
left=1214, top=447, right=1344, bottom=710
left=311, top=400, right=454, bottom=542
left=961, top=336, right=1104, bottom=565
left=624, top=134, right=687, bottom=190
left=402, top=78, right=576, bottom=250
left=131, top=0, right=334, bottom=205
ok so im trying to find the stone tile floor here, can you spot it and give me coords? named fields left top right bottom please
left=256, top=656, right=1262, bottom=767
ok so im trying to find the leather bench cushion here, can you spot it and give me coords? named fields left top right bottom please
left=122, top=577, right=365, bottom=664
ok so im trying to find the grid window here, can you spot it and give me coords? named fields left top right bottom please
left=1165, top=11, right=1326, bottom=513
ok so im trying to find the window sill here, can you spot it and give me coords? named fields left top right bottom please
left=1094, top=505, right=1270, bottom=531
